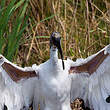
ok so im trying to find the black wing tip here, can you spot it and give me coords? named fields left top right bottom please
left=106, top=96, right=110, bottom=103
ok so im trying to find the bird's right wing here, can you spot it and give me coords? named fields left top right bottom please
left=0, top=55, right=38, bottom=82
left=0, top=55, right=40, bottom=110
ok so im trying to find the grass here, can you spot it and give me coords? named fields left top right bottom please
left=0, top=0, right=29, bottom=62
left=23, top=0, right=110, bottom=66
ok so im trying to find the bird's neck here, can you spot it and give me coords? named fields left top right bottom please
left=50, top=47, right=58, bottom=66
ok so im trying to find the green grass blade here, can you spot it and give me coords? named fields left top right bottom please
left=6, top=1, right=29, bottom=60
left=0, top=0, right=16, bottom=32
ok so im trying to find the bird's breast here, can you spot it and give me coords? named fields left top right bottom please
left=40, top=71, right=71, bottom=104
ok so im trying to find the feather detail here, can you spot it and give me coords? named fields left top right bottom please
left=69, top=49, right=109, bottom=75
left=1, top=62, right=38, bottom=82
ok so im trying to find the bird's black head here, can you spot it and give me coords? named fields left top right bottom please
left=50, top=32, right=65, bottom=70
left=50, top=32, right=61, bottom=48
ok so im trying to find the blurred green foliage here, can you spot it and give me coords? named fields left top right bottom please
left=0, top=0, right=29, bottom=61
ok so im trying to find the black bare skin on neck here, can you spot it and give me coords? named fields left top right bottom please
left=50, top=32, right=65, bottom=70
left=106, top=96, right=110, bottom=103
left=4, top=105, right=7, bottom=110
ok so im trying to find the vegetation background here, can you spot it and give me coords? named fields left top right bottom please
left=0, top=0, right=110, bottom=109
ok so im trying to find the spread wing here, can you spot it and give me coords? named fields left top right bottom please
left=0, top=55, right=38, bottom=82
left=69, top=44, right=110, bottom=108
left=0, top=55, right=40, bottom=110
left=69, top=46, right=109, bottom=75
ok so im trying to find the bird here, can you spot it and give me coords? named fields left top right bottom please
left=32, top=32, right=72, bottom=110
left=0, top=32, right=110, bottom=110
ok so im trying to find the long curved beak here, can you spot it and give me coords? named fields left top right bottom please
left=54, top=38, right=65, bottom=70
left=58, top=44, right=65, bottom=70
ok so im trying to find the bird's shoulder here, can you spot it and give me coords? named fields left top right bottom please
left=39, top=60, right=50, bottom=69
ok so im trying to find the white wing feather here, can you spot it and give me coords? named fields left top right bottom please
left=32, top=64, right=45, bottom=110
left=70, top=44, right=110, bottom=109
left=0, top=55, right=39, bottom=110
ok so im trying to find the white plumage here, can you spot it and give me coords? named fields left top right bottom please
left=0, top=56, right=38, bottom=110
left=70, top=44, right=110, bottom=110
left=88, top=55, right=110, bottom=110
left=32, top=49, right=72, bottom=110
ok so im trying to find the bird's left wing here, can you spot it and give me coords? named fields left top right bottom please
left=69, top=45, right=109, bottom=75
left=0, top=55, right=38, bottom=82
left=69, top=44, right=110, bottom=107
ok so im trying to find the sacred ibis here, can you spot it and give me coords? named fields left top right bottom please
left=0, top=32, right=110, bottom=110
